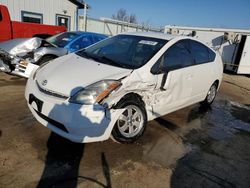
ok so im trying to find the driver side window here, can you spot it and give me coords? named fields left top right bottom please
left=151, top=40, right=193, bottom=74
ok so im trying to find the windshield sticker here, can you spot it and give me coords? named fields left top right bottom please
left=139, top=40, right=158, bottom=45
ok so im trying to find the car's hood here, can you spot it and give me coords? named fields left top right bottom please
left=36, top=53, right=132, bottom=96
left=0, top=38, right=42, bottom=55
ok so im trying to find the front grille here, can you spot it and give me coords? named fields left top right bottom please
left=16, top=65, right=26, bottom=73
left=36, top=81, right=68, bottom=100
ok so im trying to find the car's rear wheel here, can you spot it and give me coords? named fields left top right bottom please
left=201, top=82, right=218, bottom=107
left=112, top=97, right=147, bottom=143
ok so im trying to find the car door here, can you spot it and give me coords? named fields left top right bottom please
left=189, top=40, right=216, bottom=102
left=151, top=39, right=195, bottom=117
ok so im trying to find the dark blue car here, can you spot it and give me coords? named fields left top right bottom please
left=46, top=31, right=108, bottom=53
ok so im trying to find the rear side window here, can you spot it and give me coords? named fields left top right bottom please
left=70, top=35, right=93, bottom=50
left=190, top=40, right=215, bottom=64
left=151, top=40, right=193, bottom=74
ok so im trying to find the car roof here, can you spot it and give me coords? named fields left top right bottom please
left=120, top=32, right=178, bottom=41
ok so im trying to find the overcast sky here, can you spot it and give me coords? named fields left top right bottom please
left=79, top=0, right=250, bottom=29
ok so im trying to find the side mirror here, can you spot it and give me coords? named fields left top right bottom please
left=159, top=63, right=183, bottom=91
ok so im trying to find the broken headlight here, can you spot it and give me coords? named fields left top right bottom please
left=69, top=80, right=121, bottom=105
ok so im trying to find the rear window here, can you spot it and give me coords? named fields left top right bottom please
left=46, top=32, right=80, bottom=48
left=190, top=40, right=215, bottom=64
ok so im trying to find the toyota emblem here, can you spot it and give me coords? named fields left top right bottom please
left=41, top=80, right=48, bottom=86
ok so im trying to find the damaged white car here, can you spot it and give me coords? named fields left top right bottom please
left=25, top=32, right=223, bottom=143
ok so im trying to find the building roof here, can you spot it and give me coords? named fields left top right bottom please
left=68, top=0, right=89, bottom=9
left=165, top=25, right=250, bottom=35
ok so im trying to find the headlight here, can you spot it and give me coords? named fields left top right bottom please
left=69, top=80, right=121, bottom=105
left=19, top=60, right=29, bottom=67
left=33, top=61, right=50, bottom=80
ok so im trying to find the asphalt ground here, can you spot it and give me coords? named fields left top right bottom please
left=0, top=72, right=250, bottom=188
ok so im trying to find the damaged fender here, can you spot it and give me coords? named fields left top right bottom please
left=102, top=69, right=157, bottom=121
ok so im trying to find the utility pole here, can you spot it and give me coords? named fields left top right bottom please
left=83, top=2, right=87, bottom=31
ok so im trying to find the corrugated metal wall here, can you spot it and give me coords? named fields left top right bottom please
left=0, top=0, right=77, bottom=30
left=0, top=0, right=162, bottom=34
left=78, top=17, right=162, bottom=36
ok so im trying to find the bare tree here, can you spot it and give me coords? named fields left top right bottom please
left=128, top=13, right=137, bottom=24
left=141, top=19, right=153, bottom=29
left=112, top=8, right=137, bottom=24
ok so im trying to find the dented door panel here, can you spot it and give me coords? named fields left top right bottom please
left=152, top=67, right=194, bottom=117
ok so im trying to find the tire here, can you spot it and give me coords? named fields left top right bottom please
left=200, top=82, right=218, bottom=107
left=37, top=55, right=57, bottom=66
left=111, top=96, right=147, bottom=143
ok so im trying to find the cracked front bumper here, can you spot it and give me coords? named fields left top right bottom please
left=0, top=49, right=38, bottom=78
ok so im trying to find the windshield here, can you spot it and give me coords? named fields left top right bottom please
left=46, top=32, right=80, bottom=48
left=76, top=34, right=167, bottom=69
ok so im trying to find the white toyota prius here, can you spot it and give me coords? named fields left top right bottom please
left=25, top=32, right=223, bottom=143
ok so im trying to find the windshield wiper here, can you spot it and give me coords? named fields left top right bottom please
left=76, top=51, right=129, bottom=68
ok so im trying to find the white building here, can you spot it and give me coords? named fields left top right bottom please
left=0, top=0, right=86, bottom=31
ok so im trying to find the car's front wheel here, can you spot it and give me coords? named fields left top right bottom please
left=112, top=97, right=147, bottom=143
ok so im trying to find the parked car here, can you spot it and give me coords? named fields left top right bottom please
left=0, top=31, right=108, bottom=78
left=25, top=32, right=223, bottom=143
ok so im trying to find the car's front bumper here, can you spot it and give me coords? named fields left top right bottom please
left=25, top=76, right=123, bottom=143
left=0, top=49, right=38, bottom=78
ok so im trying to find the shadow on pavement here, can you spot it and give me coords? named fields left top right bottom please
left=37, top=132, right=84, bottom=188
left=37, top=133, right=112, bottom=188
